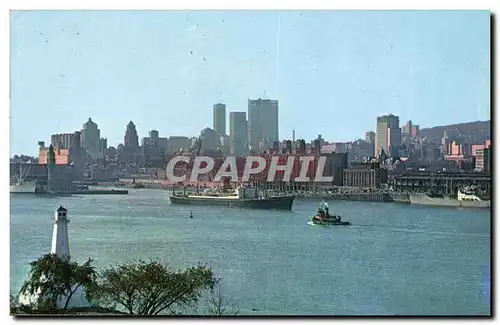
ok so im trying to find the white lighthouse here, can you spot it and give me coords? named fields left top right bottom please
left=18, top=206, right=91, bottom=309
left=51, top=206, right=70, bottom=260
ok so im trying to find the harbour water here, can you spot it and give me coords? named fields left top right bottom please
left=10, top=189, right=491, bottom=315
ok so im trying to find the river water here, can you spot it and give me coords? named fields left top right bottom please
left=10, top=189, right=491, bottom=315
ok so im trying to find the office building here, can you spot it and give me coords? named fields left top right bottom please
left=229, top=112, right=248, bottom=156
left=248, top=98, right=279, bottom=152
left=375, top=114, right=400, bottom=158
left=200, top=127, right=218, bottom=152
left=168, top=136, right=191, bottom=154
left=124, top=121, right=139, bottom=148
left=213, top=103, right=226, bottom=136
left=81, top=118, right=101, bottom=158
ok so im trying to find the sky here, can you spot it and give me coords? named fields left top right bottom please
left=10, top=10, right=491, bottom=156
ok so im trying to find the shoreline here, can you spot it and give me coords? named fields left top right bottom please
left=88, top=183, right=491, bottom=210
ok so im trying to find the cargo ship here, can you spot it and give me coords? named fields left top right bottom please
left=169, top=183, right=294, bottom=210
left=410, top=188, right=490, bottom=209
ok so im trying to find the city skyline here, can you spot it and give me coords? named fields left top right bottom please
left=10, top=10, right=491, bottom=156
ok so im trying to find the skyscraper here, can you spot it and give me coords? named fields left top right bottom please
left=375, top=114, right=400, bottom=158
left=149, top=130, right=159, bottom=146
left=248, top=98, right=279, bottom=152
left=200, top=127, right=218, bottom=152
left=81, top=118, right=101, bottom=158
left=365, top=131, right=376, bottom=157
left=365, top=131, right=375, bottom=143
left=213, top=103, right=226, bottom=136
left=229, top=112, right=248, bottom=156
left=402, top=120, right=419, bottom=138
left=124, top=121, right=139, bottom=148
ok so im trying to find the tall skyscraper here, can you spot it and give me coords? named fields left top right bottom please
left=375, top=114, right=400, bottom=158
left=213, top=103, right=226, bottom=136
left=248, top=98, right=279, bottom=152
left=81, top=118, right=101, bottom=158
left=365, top=131, right=376, bottom=158
left=124, top=121, right=139, bottom=148
left=229, top=112, right=248, bottom=156
left=99, top=138, right=107, bottom=156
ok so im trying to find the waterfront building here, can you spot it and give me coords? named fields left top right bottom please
left=343, top=162, right=388, bottom=188
left=213, top=103, right=226, bottom=136
left=248, top=98, right=279, bottom=152
left=393, top=170, right=491, bottom=196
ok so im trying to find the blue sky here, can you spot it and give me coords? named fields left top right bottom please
left=10, top=10, right=490, bottom=156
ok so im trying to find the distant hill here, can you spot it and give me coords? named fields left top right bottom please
left=418, top=120, right=491, bottom=144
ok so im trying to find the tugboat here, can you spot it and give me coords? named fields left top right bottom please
left=311, top=201, right=350, bottom=226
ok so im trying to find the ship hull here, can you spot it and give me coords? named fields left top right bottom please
left=169, top=195, right=295, bottom=210
left=312, top=220, right=351, bottom=226
left=409, top=194, right=490, bottom=209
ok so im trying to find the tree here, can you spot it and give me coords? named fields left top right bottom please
left=19, top=254, right=97, bottom=312
left=87, top=259, right=215, bottom=315
left=203, top=278, right=239, bottom=316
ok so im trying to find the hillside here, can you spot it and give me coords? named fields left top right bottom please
left=418, top=120, right=491, bottom=144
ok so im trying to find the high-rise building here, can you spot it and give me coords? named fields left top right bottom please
left=248, top=98, right=279, bottom=152
left=229, top=112, right=248, bottom=156
left=124, top=121, right=139, bottom=148
left=375, top=114, right=400, bottom=158
left=51, top=132, right=80, bottom=149
left=81, top=118, right=101, bottom=158
left=402, top=120, right=420, bottom=138
left=387, top=127, right=402, bottom=157
left=157, top=137, right=168, bottom=151
left=365, top=131, right=375, bottom=143
left=199, top=128, right=218, bottom=152
left=149, top=130, right=159, bottom=146
left=99, top=138, right=107, bottom=156
left=213, top=103, right=226, bottom=136
left=365, top=131, right=376, bottom=157
left=168, top=136, right=191, bottom=154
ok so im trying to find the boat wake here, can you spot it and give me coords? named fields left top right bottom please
left=307, top=221, right=316, bottom=226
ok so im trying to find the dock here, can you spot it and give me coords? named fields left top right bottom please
left=33, top=189, right=129, bottom=196
left=296, top=192, right=394, bottom=202
left=74, top=189, right=128, bottom=195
